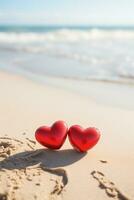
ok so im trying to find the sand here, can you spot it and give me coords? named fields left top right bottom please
left=0, top=71, right=134, bottom=200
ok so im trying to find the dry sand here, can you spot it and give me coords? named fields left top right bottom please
left=0, top=71, right=134, bottom=200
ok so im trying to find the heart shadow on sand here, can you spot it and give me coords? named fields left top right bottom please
left=0, top=148, right=87, bottom=170
left=0, top=140, right=87, bottom=190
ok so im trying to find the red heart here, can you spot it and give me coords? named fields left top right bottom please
left=35, top=121, right=68, bottom=149
left=68, top=125, right=100, bottom=152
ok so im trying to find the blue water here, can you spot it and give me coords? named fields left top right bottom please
left=1, top=25, right=134, bottom=32
left=0, top=25, right=134, bottom=84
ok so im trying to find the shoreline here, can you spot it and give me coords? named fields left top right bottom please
left=0, top=70, right=134, bottom=200
left=1, top=67, right=134, bottom=111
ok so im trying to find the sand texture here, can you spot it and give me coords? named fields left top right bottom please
left=0, top=71, right=134, bottom=200
left=0, top=136, right=68, bottom=200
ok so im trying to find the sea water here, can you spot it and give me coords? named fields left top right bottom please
left=0, top=25, right=134, bottom=84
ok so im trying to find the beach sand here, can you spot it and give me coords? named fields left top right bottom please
left=0, top=71, right=134, bottom=200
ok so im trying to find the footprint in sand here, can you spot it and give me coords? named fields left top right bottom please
left=91, top=170, right=130, bottom=200
left=0, top=137, right=68, bottom=200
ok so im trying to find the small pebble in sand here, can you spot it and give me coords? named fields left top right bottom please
left=99, top=160, right=108, bottom=163
left=35, top=183, right=40, bottom=186
left=13, top=186, right=19, bottom=190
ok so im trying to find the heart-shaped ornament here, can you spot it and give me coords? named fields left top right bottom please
left=35, top=121, right=68, bottom=149
left=68, top=125, right=100, bottom=152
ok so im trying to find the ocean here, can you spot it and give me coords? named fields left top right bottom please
left=0, top=25, right=134, bottom=84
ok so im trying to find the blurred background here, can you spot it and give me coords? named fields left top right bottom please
left=0, top=0, right=134, bottom=109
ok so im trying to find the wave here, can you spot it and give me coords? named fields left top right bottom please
left=1, top=29, right=134, bottom=43
left=62, top=75, right=134, bottom=85
left=1, top=28, right=134, bottom=85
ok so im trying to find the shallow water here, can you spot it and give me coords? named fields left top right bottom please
left=0, top=26, right=134, bottom=84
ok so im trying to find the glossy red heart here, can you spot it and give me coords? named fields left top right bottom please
left=35, top=121, right=68, bottom=149
left=68, top=125, right=100, bottom=152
